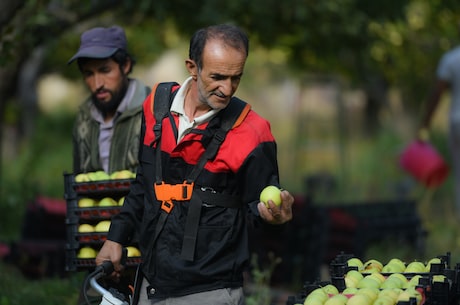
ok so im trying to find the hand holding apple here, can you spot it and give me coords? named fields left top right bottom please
left=257, top=186, right=293, bottom=225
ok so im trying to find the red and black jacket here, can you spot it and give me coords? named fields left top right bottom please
left=108, top=84, right=281, bottom=299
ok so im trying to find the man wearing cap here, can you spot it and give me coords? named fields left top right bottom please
left=68, top=25, right=150, bottom=305
left=69, top=25, right=151, bottom=175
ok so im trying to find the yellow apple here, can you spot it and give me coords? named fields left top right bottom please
left=78, top=198, right=97, bottom=208
left=75, top=173, right=90, bottom=182
left=118, top=196, right=125, bottom=206
left=78, top=223, right=95, bottom=233
left=126, top=246, right=141, bottom=257
left=98, top=197, right=117, bottom=207
left=77, top=246, right=97, bottom=259
left=94, top=220, right=111, bottom=232
left=260, top=185, right=282, bottom=207
left=110, top=169, right=134, bottom=180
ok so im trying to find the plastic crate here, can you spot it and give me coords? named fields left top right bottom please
left=63, top=172, right=138, bottom=272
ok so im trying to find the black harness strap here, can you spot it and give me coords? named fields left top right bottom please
left=149, top=82, right=251, bottom=261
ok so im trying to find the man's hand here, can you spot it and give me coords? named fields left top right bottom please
left=257, top=190, right=294, bottom=224
left=95, top=240, right=124, bottom=279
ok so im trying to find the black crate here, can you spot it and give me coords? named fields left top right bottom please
left=63, top=173, right=137, bottom=272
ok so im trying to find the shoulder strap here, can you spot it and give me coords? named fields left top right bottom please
left=151, top=82, right=179, bottom=183
left=186, top=97, right=251, bottom=183
left=151, top=82, right=179, bottom=142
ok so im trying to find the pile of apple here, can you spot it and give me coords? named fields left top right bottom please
left=75, top=169, right=135, bottom=183
left=300, top=282, right=423, bottom=305
left=296, top=256, right=450, bottom=305
left=78, top=196, right=125, bottom=208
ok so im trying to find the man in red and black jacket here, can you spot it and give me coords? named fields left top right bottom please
left=96, top=24, right=294, bottom=305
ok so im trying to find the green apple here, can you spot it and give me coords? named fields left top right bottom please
left=322, top=284, right=339, bottom=296
left=324, top=294, right=347, bottom=305
left=363, top=259, right=383, bottom=272
left=345, top=276, right=359, bottom=288
left=347, top=257, right=364, bottom=271
left=373, top=296, right=394, bottom=305
left=382, top=262, right=405, bottom=273
left=75, top=173, right=90, bottom=182
left=387, top=273, right=408, bottom=288
left=342, top=287, right=358, bottom=295
left=126, top=246, right=141, bottom=257
left=78, top=223, right=95, bottom=233
left=357, top=276, right=380, bottom=289
left=387, top=258, right=406, bottom=270
left=408, top=275, right=422, bottom=287
left=118, top=196, right=125, bottom=206
left=425, top=257, right=442, bottom=272
left=260, top=185, right=282, bottom=207
left=369, top=272, right=386, bottom=285
left=305, top=288, right=329, bottom=303
left=347, top=294, right=372, bottom=305
left=303, top=298, right=323, bottom=305
left=346, top=270, right=364, bottom=282
left=380, top=278, right=403, bottom=289
left=405, top=261, right=426, bottom=273
left=98, top=197, right=117, bottom=207
left=378, top=288, right=399, bottom=302
left=78, top=198, right=97, bottom=208
left=356, top=287, right=379, bottom=302
left=88, top=170, right=110, bottom=181
left=77, top=246, right=97, bottom=259
left=94, top=220, right=111, bottom=232
left=432, top=274, right=447, bottom=283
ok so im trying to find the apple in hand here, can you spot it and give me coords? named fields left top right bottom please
left=260, top=185, right=282, bottom=207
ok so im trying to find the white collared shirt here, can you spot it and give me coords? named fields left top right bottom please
left=170, top=77, right=220, bottom=143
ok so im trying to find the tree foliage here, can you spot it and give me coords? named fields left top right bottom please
left=2, top=0, right=460, bottom=137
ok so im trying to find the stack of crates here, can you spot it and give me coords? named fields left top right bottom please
left=63, top=172, right=141, bottom=272
left=287, top=252, right=460, bottom=305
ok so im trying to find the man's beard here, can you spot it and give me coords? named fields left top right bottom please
left=91, top=81, right=128, bottom=117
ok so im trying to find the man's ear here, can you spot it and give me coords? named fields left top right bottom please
left=122, top=58, right=132, bottom=75
left=185, top=59, right=197, bottom=80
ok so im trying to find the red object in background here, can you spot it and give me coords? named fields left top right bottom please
left=399, top=140, right=449, bottom=188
